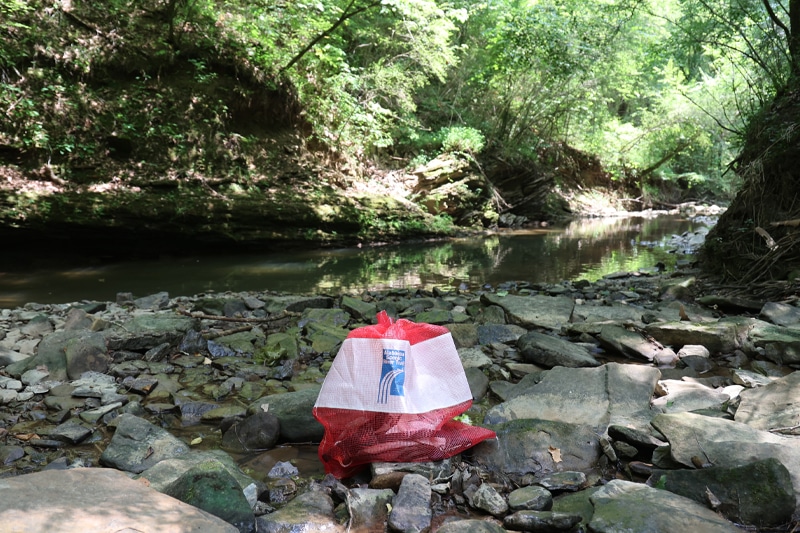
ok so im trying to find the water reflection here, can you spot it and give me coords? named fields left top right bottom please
left=0, top=215, right=707, bottom=308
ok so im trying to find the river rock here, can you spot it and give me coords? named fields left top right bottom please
left=469, top=482, right=508, bottom=517
left=136, top=449, right=260, bottom=494
left=517, top=330, right=600, bottom=368
left=484, top=363, right=660, bottom=435
left=649, top=458, right=795, bottom=527
left=503, top=510, right=583, bottom=532
left=465, top=366, right=490, bottom=401
left=221, top=411, right=281, bottom=453
left=99, top=413, right=190, bottom=473
left=247, top=386, right=324, bottom=442
left=346, top=487, right=394, bottom=532
left=477, top=323, right=527, bottom=345
left=0, top=467, right=238, bottom=532
left=651, top=412, right=800, bottom=511
left=735, top=370, right=800, bottom=431
left=651, top=379, right=732, bottom=413
left=480, top=294, right=575, bottom=331
left=7, top=329, right=109, bottom=380
left=508, top=485, right=553, bottom=511
left=458, top=346, right=493, bottom=369
left=471, top=419, right=601, bottom=485
left=341, top=295, right=378, bottom=321
left=133, top=291, right=171, bottom=309
left=263, top=295, right=334, bottom=314
left=435, top=520, right=507, bottom=533
left=760, top=301, right=800, bottom=327
left=644, top=317, right=752, bottom=355
left=748, top=319, right=800, bottom=366
left=162, top=458, right=256, bottom=533
left=388, top=473, right=432, bottom=533
left=256, top=486, right=344, bottom=532
left=0, top=348, right=29, bottom=367
left=588, top=480, right=740, bottom=532
left=598, top=324, right=677, bottom=365
left=103, top=313, right=199, bottom=351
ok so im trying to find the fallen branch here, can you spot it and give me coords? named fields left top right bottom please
left=177, top=308, right=298, bottom=323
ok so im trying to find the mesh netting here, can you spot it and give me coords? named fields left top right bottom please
left=313, top=311, right=497, bottom=478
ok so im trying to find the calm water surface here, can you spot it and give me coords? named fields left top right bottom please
left=0, top=215, right=709, bottom=308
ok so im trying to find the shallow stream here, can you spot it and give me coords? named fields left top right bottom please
left=0, top=215, right=710, bottom=308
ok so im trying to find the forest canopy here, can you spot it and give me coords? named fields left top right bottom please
left=0, top=0, right=798, bottom=258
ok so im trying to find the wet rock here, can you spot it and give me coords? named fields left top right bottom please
left=133, top=291, right=171, bottom=310
left=589, top=479, right=741, bottom=532
left=162, top=459, right=256, bottom=533
left=503, top=510, right=583, bottom=532
left=649, top=458, right=794, bottom=527
left=266, top=295, right=335, bottom=314
left=0, top=467, right=238, bottom=532
left=213, top=329, right=265, bottom=357
left=517, top=331, right=600, bottom=368
left=100, top=413, right=190, bottom=473
left=388, top=473, right=432, bottom=533
left=256, top=487, right=344, bottom=532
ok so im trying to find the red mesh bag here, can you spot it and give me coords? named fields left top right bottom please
left=313, top=311, right=496, bottom=478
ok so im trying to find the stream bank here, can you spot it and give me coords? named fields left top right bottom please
left=1, top=262, right=800, bottom=532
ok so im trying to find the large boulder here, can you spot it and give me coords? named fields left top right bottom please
left=0, top=467, right=238, bottom=532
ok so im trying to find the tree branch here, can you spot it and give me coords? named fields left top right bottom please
left=278, top=0, right=382, bottom=75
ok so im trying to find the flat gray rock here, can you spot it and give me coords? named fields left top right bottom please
left=480, top=294, right=574, bottom=331
left=0, top=467, right=238, bottom=532
left=589, top=480, right=740, bottom=532
left=735, top=370, right=800, bottom=432
left=651, top=412, right=800, bottom=512
left=645, top=317, right=753, bottom=355
left=484, top=363, right=660, bottom=434
left=517, top=331, right=600, bottom=368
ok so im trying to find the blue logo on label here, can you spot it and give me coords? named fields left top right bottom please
left=377, top=348, right=405, bottom=404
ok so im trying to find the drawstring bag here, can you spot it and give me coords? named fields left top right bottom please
left=313, top=311, right=497, bottom=478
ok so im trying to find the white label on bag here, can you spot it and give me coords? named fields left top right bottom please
left=314, top=333, right=471, bottom=414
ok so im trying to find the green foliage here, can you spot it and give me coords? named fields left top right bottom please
left=440, top=126, right=485, bottom=154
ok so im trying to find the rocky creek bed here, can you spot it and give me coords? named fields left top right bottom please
left=2, top=263, right=800, bottom=532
